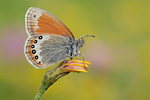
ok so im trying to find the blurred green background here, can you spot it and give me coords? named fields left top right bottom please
left=0, top=0, right=149, bottom=100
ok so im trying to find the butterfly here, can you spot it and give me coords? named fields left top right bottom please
left=24, top=7, right=95, bottom=68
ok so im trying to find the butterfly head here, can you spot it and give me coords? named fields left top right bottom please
left=76, top=37, right=85, bottom=48
left=69, top=35, right=95, bottom=59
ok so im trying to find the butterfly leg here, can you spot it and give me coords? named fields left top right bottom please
left=78, top=54, right=86, bottom=68
left=62, top=59, right=67, bottom=70
left=77, top=51, right=80, bottom=59
left=77, top=54, right=79, bottom=59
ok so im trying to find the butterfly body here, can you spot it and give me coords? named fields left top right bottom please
left=24, top=7, right=94, bottom=68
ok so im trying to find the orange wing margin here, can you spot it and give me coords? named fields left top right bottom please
left=25, top=7, right=74, bottom=39
left=25, top=36, right=48, bottom=68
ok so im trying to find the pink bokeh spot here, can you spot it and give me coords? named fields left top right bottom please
left=85, top=40, right=112, bottom=71
left=1, top=26, right=26, bottom=61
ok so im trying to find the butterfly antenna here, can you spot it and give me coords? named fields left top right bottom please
left=78, top=35, right=95, bottom=40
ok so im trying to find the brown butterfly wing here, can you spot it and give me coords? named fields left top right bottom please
left=25, top=7, right=74, bottom=39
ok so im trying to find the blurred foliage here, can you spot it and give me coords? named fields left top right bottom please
left=0, top=0, right=149, bottom=100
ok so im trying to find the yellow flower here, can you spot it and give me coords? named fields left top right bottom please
left=35, top=60, right=91, bottom=100
left=64, top=60, right=91, bottom=72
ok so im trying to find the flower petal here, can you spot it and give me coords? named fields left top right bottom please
left=64, top=60, right=91, bottom=72
left=69, top=60, right=91, bottom=66
left=64, top=65, right=87, bottom=72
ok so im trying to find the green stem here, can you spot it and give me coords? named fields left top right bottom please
left=35, top=90, right=45, bottom=100
left=34, top=62, right=70, bottom=100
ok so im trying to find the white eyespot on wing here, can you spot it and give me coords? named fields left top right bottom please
left=24, top=35, right=51, bottom=68
left=33, top=35, right=51, bottom=65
